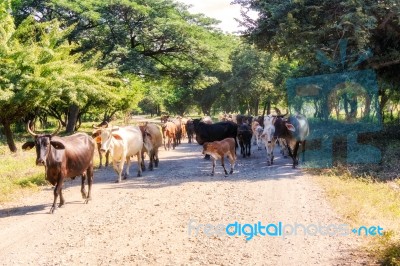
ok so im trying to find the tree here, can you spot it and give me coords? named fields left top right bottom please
left=0, top=2, right=125, bottom=151
left=235, top=0, right=400, bottom=114
left=223, top=44, right=283, bottom=115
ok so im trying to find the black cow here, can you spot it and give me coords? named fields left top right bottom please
left=186, top=119, right=195, bottom=143
left=274, top=114, right=309, bottom=168
left=193, top=119, right=238, bottom=158
left=22, top=122, right=95, bottom=213
left=237, top=124, right=252, bottom=158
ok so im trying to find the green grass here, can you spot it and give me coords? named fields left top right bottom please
left=312, top=168, right=400, bottom=265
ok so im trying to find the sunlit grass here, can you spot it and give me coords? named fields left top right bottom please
left=313, top=172, right=400, bottom=265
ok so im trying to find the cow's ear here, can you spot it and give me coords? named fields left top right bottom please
left=285, top=123, right=296, bottom=132
left=50, top=141, right=65, bottom=150
left=94, top=136, right=101, bottom=143
left=112, top=134, right=123, bottom=140
left=22, top=142, right=35, bottom=151
left=91, top=130, right=100, bottom=138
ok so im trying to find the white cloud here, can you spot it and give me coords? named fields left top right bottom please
left=177, top=0, right=257, bottom=33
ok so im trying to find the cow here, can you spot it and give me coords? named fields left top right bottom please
left=181, top=117, right=188, bottom=141
left=193, top=119, right=238, bottom=155
left=172, top=118, right=182, bottom=145
left=201, top=116, right=213, bottom=124
left=22, top=122, right=95, bottom=213
left=160, top=114, right=169, bottom=123
left=202, top=138, right=236, bottom=176
left=261, top=115, right=277, bottom=165
left=139, top=123, right=163, bottom=171
left=92, top=121, right=110, bottom=168
left=162, top=121, right=177, bottom=150
left=251, top=121, right=264, bottom=150
left=99, top=125, right=143, bottom=182
left=237, top=123, right=252, bottom=158
left=274, top=114, right=310, bottom=168
left=186, top=119, right=195, bottom=143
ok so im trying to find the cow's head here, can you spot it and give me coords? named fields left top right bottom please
left=202, top=142, right=215, bottom=155
left=261, top=124, right=276, bottom=144
left=22, top=121, right=64, bottom=166
left=99, top=127, right=122, bottom=153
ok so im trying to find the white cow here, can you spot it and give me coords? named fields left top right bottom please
left=100, top=126, right=143, bottom=182
left=261, top=115, right=276, bottom=165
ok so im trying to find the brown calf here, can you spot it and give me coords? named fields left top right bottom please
left=162, top=121, right=177, bottom=150
left=202, top=137, right=236, bottom=176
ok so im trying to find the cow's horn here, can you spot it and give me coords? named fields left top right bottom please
left=26, top=121, right=38, bottom=137
left=51, top=121, right=62, bottom=136
left=274, top=107, right=282, bottom=116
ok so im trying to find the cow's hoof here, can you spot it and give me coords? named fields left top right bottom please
left=49, top=206, right=56, bottom=214
left=229, top=170, right=233, bottom=174
left=115, top=179, right=121, bottom=183
left=137, top=173, right=142, bottom=177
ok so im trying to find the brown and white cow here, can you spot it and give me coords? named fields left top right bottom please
left=202, top=138, right=236, bottom=176
left=251, top=121, right=264, bottom=150
left=22, top=122, right=95, bottom=213
left=162, top=121, right=177, bottom=150
left=99, top=126, right=143, bottom=182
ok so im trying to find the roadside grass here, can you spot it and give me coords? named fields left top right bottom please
left=0, top=125, right=101, bottom=204
left=309, top=137, right=400, bottom=265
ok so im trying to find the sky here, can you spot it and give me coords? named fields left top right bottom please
left=177, top=0, right=257, bottom=33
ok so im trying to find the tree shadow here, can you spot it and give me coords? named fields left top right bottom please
left=0, top=203, right=48, bottom=218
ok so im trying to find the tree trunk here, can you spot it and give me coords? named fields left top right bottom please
left=66, top=104, right=79, bottom=134
left=2, top=120, right=17, bottom=152
left=254, top=99, right=259, bottom=116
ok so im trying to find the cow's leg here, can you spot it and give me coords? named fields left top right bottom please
left=154, top=149, right=159, bottom=167
left=141, top=150, right=146, bottom=171
left=228, top=153, right=235, bottom=174
left=50, top=176, right=63, bottom=213
left=85, top=164, right=93, bottom=203
left=97, top=144, right=103, bottom=168
left=136, top=152, right=142, bottom=177
left=105, top=150, right=110, bottom=167
left=211, top=158, right=216, bottom=176
left=220, top=156, right=229, bottom=176
left=149, top=150, right=154, bottom=170
left=247, top=143, right=251, bottom=156
left=59, top=188, right=65, bottom=208
left=114, top=159, right=124, bottom=183
left=292, top=142, right=300, bottom=168
left=81, top=172, right=87, bottom=199
left=124, top=155, right=131, bottom=179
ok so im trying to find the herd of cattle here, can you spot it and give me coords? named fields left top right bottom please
left=21, top=112, right=309, bottom=213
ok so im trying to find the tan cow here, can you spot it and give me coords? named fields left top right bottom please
left=202, top=137, right=236, bottom=176
left=140, top=123, right=163, bottom=171
left=162, top=121, right=177, bottom=150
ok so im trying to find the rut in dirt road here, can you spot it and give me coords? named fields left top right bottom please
left=0, top=142, right=374, bottom=265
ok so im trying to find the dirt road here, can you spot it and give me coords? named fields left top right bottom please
left=0, top=138, right=374, bottom=265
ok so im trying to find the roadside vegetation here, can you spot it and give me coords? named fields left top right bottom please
left=1, top=0, right=399, bottom=264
